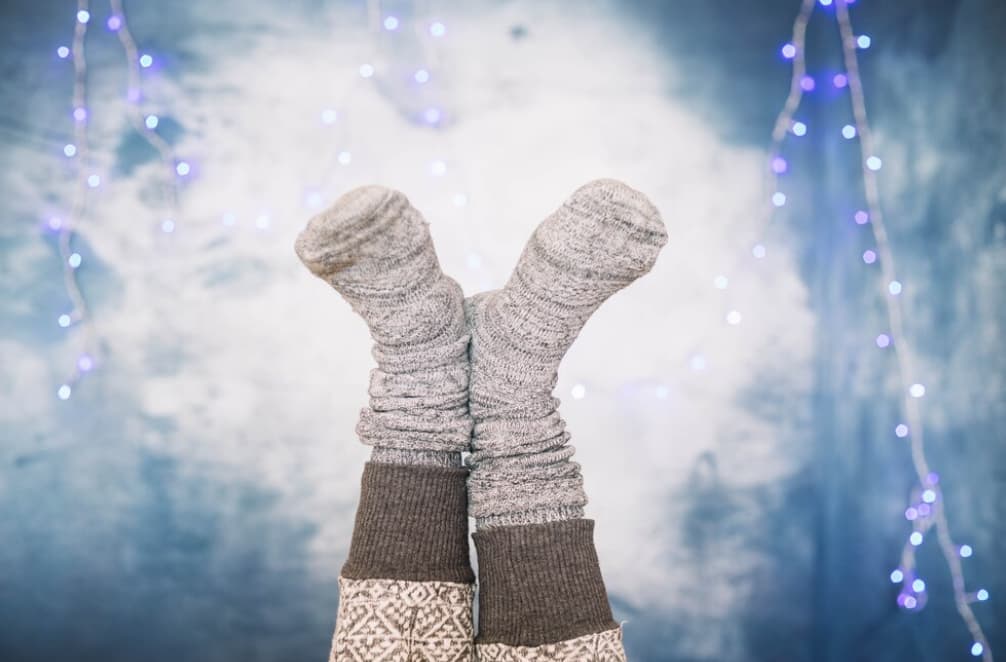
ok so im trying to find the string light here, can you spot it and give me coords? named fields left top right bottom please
left=429, top=21, right=446, bottom=37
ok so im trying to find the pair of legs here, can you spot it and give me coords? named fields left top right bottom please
left=295, top=179, right=666, bottom=660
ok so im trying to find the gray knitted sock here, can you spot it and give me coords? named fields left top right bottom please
left=466, top=178, right=667, bottom=527
left=294, top=185, right=472, bottom=468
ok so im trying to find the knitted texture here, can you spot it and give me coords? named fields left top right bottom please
left=331, top=577, right=475, bottom=662
left=476, top=628, right=626, bottom=662
left=472, top=519, right=618, bottom=648
left=342, top=463, right=475, bottom=584
left=466, top=179, right=667, bottom=526
left=295, top=185, right=472, bottom=468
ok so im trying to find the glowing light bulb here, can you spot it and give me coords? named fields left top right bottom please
left=912, top=579, right=926, bottom=593
left=86, top=174, right=100, bottom=188
left=726, top=310, right=742, bottom=326
left=430, top=160, right=447, bottom=176
left=857, top=34, right=872, bottom=49
left=63, top=143, right=77, bottom=157
left=922, top=489, right=937, bottom=504
left=423, top=107, right=442, bottom=125
left=910, top=531, right=923, bottom=546
left=771, top=157, right=787, bottom=174
left=854, top=210, right=869, bottom=225
left=713, top=275, right=729, bottom=290
left=800, top=75, right=815, bottom=91
left=175, top=161, right=190, bottom=176
left=888, top=280, right=903, bottom=295
left=972, top=643, right=984, bottom=657
left=571, top=383, right=586, bottom=400
left=781, top=43, right=797, bottom=59
left=161, top=219, right=175, bottom=233
left=866, top=156, right=883, bottom=171
left=107, top=15, right=122, bottom=31
left=77, top=10, right=90, bottom=23
left=876, top=334, right=891, bottom=348
left=256, top=213, right=270, bottom=229
left=960, top=545, right=973, bottom=558
left=429, top=21, right=446, bottom=37
left=909, top=383, right=926, bottom=398
left=889, top=569, right=903, bottom=583
left=383, top=15, right=399, bottom=30
left=842, top=124, right=857, bottom=139
left=414, top=68, right=430, bottom=84
left=337, top=151, right=352, bottom=165
left=77, top=354, right=94, bottom=372
left=48, top=217, right=62, bottom=231
left=792, top=121, right=807, bottom=136
left=145, top=114, right=159, bottom=129
left=358, top=63, right=375, bottom=78
left=977, top=589, right=989, bottom=601
left=833, top=73, right=848, bottom=88
left=819, top=0, right=833, bottom=6
left=321, top=108, right=337, bottom=124
left=772, top=192, right=787, bottom=207
left=903, top=595, right=918, bottom=609
left=862, top=250, right=877, bottom=264
left=752, top=244, right=766, bottom=259
left=139, top=53, right=153, bottom=68
left=904, top=507, right=918, bottom=521
left=57, top=46, right=70, bottom=59
left=58, top=314, right=72, bottom=328
left=57, top=384, right=72, bottom=400
left=895, top=424, right=909, bottom=438
left=73, top=107, right=87, bottom=122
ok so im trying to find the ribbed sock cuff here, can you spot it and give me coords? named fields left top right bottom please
left=341, top=462, right=475, bottom=584
left=473, top=519, right=617, bottom=646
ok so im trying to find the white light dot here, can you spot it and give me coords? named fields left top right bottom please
left=772, top=192, right=787, bottom=207
left=87, top=174, right=101, bottom=188
left=888, top=280, right=903, bottom=295
left=726, top=310, right=742, bottom=326
left=423, top=107, right=442, bottom=125
left=68, top=253, right=82, bottom=268
left=305, top=191, right=322, bottom=208
left=752, top=244, right=767, bottom=259
left=453, top=193, right=468, bottom=207
left=912, top=579, right=926, bottom=593
left=175, top=161, right=190, bottom=176
left=256, top=214, right=270, bottom=229
left=854, top=210, right=870, bottom=224
left=571, top=383, right=586, bottom=400
left=383, top=15, right=399, bottom=30
left=337, top=151, right=352, bottom=165
left=714, top=275, right=729, bottom=290
left=792, top=121, right=807, bottom=137
left=857, top=34, right=872, bottom=49
left=429, top=21, right=446, bottom=37
left=921, top=489, right=936, bottom=504
left=359, top=63, right=375, bottom=78
left=58, top=314, right=72, bottom=328
left=895, top=423, right=909, bottom=438
left=976, top=589, right=989, bottom=601
left=972, top=643, right=984, bottom=657
left=819, top=0, right=833, bottom=6
left=414, top=68, right=430, bottom=84
left=862, top=249, right=877, bottom=264
left=77, top=10, right=90, bottom=23
left=909, top=383, right=926, bottom=398
left=903, top=595, right=918, bottom=609
left=910, top=531, right=923, bottom=546
left=466, top=253, right=482, bottom=269
left=57, top=384, right=72, bottom=400
left=781, top=43, right=797, bottom=59
left=689, top=354, right=707, bottom=371
left=866, top=155, right=883, bottom=171
left=842, top=124, right=857, bottom=139
left=321, top=108, right=337, bottom=124
left=63, top=143, right=77, bottom=157
left=876, top=333, right=891, bottom=348
left=890, top=569, right=904, bottom=583
left=145, top=114, right=159, bottom=129
left=57, top=46, right=70, bottom=59
left=430, top=160, right=447, bottom=176
left=161, top=219, right=175, bottom=233
left=139, top=53, right=153, bottom=68
left=960, top=545, right=973, bottom=558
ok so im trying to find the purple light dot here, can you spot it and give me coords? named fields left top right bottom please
left=127, top=87, right=141, bottom=102
left=833, top=73, right=848, bottom=88
left=73, top=107, right=87, bottom=122
left=876, top=334, right=891, bottom=348
left=781, top=43, right=797, bottom=59
left=862, top=250, right=877, bottom=264
left=903, top=595, right=918, bottom=609
left=78, top=354, right=94, bottom=372
left=926, top=472, right=940, bottom=485
left=854, top=210, right=869, bottom=224
left=107, top=15, right=122, bottom=31
left=904, top=507, right=918, bottom=521
left=800, top=75, right=816, bottom=91
left=917, top=503, right=932, bottom=517
left=423, top=107, right=442, bottom=125
left=771, top=157, right=788, bottom=174
left=48, top=217, right=63, bottom=231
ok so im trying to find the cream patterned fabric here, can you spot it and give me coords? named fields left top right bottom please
left=476, top=627, right=626, bottom=662
left=330, top=577, right=475, bottom=662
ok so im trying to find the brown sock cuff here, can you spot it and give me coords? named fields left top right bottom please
left=473, top=519, right=618, bottom=647
left=341, top=462, right=475, bottom=584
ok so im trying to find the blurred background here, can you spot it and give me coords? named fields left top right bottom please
left=1, top=0, right=1003, bottom=660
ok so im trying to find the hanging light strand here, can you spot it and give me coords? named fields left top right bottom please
left=833, top=1, right=992, bottom=658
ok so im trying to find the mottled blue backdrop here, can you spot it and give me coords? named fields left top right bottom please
left=1, top=1, right=1003, bottom=661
